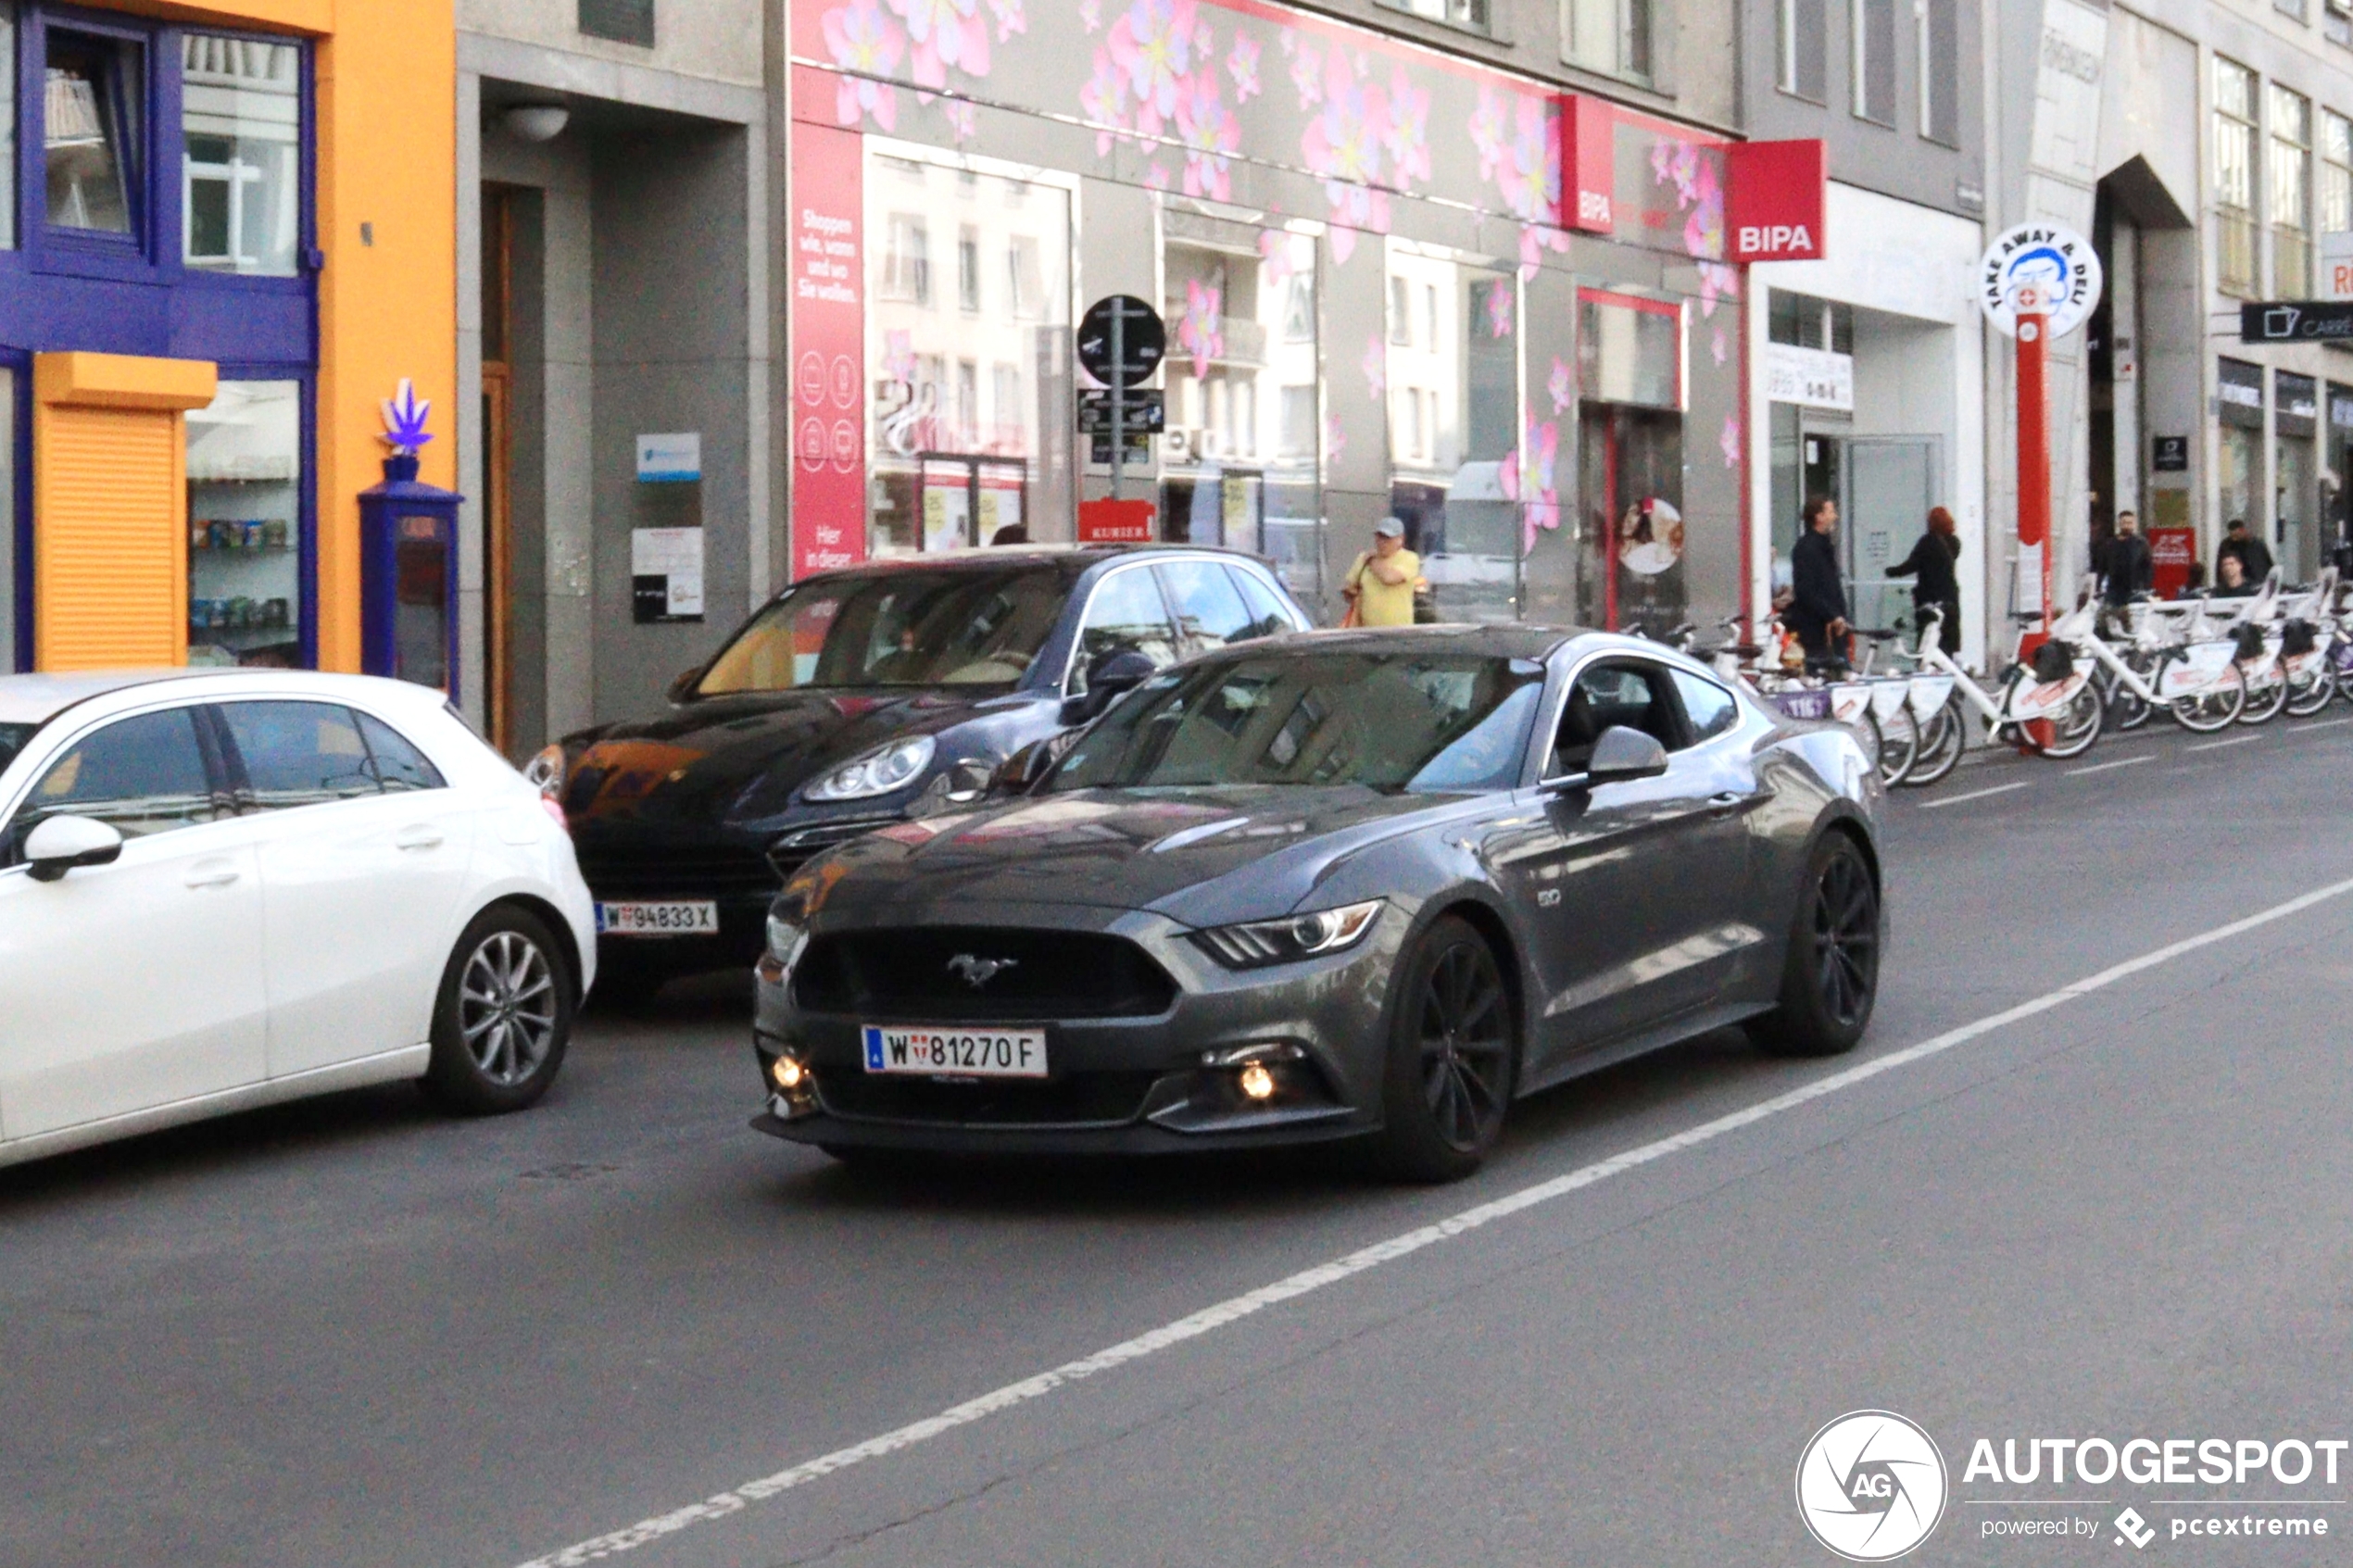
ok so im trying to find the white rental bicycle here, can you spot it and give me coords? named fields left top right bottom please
left=1897, top=607, right=2103, bottom=785
left=2078, top=592, right=2249, bottom=734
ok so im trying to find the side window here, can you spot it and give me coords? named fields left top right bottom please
left=3, top=708, right=220, bottom=862
left=1227, top=566, right=1302, bottom=639
left=1070, top=568, right=1180, bottom=690
left=355, top=712, right=447, bottom=793
left=1157, top=559, right=1258, bottom=655
left=1550, top=662, right=1681, bottom=774
left=1669, top=671, right=1739, bottom=746
left=219, top=702, right=381, bottom=809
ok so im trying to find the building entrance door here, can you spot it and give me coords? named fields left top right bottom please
left=1843, top=438, right=1939, bottom=634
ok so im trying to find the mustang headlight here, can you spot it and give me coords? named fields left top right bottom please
left=1191, top=899, right=1383, bottom=969
left=804, top=735, right=937, bottom=802
left=756, top=911, right=808, bottom=986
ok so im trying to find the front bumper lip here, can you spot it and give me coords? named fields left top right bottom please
left=751, top=1103, right=1364, bottom=1156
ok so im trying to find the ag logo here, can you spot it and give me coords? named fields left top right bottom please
left=1795, top=1411, right=1948, bottom=1561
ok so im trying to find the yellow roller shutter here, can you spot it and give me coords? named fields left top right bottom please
left=31, top=352, right=218, bottom=672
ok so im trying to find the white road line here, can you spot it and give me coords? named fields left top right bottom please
left=1916, top=781, right=2032, bottom=809
left=2186, top=734, right=2262, bottom=752
left=509, top=874, right=2353, bottom=1568
left=2291, top=717, right=2353, bottom=732
left=2064, top=756, right=2154, bottom=777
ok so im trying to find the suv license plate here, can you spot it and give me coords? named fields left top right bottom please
left=862, top=1026, right=1049, bottom=1079
left=597, top=900, right=720, bottom=935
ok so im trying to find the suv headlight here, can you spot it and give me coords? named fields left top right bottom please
left=1191, top=899, right=1383, bottom=969
left=805, top=735, right=937, bottom=802
left=523, top=743, right=566, bottom=798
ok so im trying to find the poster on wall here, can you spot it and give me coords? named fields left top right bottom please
left=631, top=527, right=705, bottom=622
left=789, top=121, right=868, bottom=580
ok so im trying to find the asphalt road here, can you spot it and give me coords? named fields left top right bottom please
left=6, top=712, right=2353, bottom=1568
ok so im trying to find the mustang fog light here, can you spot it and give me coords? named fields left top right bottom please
left=1237, top=1061, right=1277, bottom=1101
left=771, top=1054, right=810, bottom=1093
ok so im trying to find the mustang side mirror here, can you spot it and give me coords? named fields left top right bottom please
left=1544, top=725, right=1669, bottom=793
left=1065, top=649, right=1158, bottom=723
left=23, top=815, right=125, bottom=883
left=665, top=664, right=707, bottom=704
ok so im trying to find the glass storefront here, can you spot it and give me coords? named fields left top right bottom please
left=864, top=149, right=1071, bottom=556
left=186, top=379, right=302, bottom=667
left=1385, top=239, right=1521, bottom=623
left=1160, top=212, right=1320, bottom=598
left=1578, top=287, right=1685, bottom=633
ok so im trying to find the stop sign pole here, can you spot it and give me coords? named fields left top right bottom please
left=2014, top=282, right=2052, bottom=658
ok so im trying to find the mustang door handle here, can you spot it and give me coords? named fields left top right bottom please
left=394, top=828, right=447, bottom=851
left=183, top=861, right=242, bottom=889
left=1706, top=792, right=1749, bottom=815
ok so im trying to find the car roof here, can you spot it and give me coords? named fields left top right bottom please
left=1206, top=623, right=1587, bottom=660
left=793, top=543, right=1278, bottom=586
left=0, top=668, right=449, bottom=728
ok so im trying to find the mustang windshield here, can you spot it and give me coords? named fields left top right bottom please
left=1051, top=651, right=1545, bottom=794
left=697, top=567, right=1068, bottom=694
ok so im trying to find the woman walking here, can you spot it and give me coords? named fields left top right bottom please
left=1888, top=506, right=1962, bottom=653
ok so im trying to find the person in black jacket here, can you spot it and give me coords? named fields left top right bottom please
left=2101, top=509, right=2152, bottom=609
left=1786, top=495, right=1849, bottom=662
left=2217, top=519, right=2274, bottom=589
left=1887, top=505, right=1962, bottom=653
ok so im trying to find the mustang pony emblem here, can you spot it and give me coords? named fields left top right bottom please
left=947, top=954, right=1018, bottom=989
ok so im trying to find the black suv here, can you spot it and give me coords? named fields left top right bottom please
left=544, top=546, right=1313, bottom=1001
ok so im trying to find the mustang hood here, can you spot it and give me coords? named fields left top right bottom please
left=561, top=689, right=1010, bottom=825
left=794, top=785, right=1480, bottom=925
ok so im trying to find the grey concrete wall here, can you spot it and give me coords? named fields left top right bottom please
left=589, top=122, right=754, bottom=721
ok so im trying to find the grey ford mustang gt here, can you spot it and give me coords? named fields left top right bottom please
left=750, top=624, right=1884, bottom=1180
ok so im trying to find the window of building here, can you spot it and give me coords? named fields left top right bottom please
left=2280, top=0, right=2309, bottom=20
left=187, top=380, right=304, bottom=668
left=957, top=225, right=980, bottom=312
left=2322, top=111, right=2352, bottom=256
left=1161, top=218, right=1320, bottom=603
left=1389, top=274, right=1412, bottom=345
left=181, top=34, right=300, bottom=277
left=1777, top=0, right=1827, bottom=102
left=2329, top=0, right=2352, bottom=47
left=1768, top=290, right=1854, bottom=352
left=45, top=28, right=142, bottom=237
left=0, top=10, right=17, bottom=251
left=578, top=0, right=656, bottom=46
left=866, top=154, right=1069, bottom=557
left=2215, top=58, right=2259, bottom=297
left=1918, top=0, right=1958, bottom=144
left=1851, top=0, right=1895, bottom=126
left=2272, top=84, right=2313, bottom=299
left=1380, top=0, right=1490, bottom=32
left=1566, top=0, right=1651, bottom=82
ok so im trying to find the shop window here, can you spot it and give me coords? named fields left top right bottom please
left=1918, top=0, right=1957, bottom=144
left=0, top=10, right=17, bottom=251
left=181, top=34, right=300, bottom=277
left=45, top=29, right=142, bottom=237
left=186, top=380, right=304, bottom=668
left=1777, top=0, right=1826, bottom=103
left=579, top=0, right=656, bottom=47
left=1566, top=0, right=1651, bottom=82
left=1850, top=0, right=1895, bottom=126
left=867, top=154, right=1069, bottom=557
left=1160, top=218, right=1320, bottom=601
left=1579, top=289, right=1685, bottom=635
left=2271, top=84, right=2313, bottom=300
left=1381, top=0, right=1489, bottom=33
left=2215, top=59, right=2259, bottom=297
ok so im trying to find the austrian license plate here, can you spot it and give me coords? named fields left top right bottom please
left=862, top=1025, right=1049, bottom=1079
left=596, top=900, right=720, bottom=936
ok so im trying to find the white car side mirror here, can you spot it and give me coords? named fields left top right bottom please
left=24, top=815, right=125, bottom=884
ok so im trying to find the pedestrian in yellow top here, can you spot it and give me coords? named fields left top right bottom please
left=1342, top=518, right=1426, bottom=627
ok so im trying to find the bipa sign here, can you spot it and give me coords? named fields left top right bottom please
left=1724, top=140, right=1827, bottom=264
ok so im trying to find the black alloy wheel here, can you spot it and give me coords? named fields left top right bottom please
left=1373, top=915, right=1515, bottom=1182
left=1749, top=834, right=1879, bottom=1059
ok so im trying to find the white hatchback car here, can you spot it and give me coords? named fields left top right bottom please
left=0, top=670, right=596, bottom=1169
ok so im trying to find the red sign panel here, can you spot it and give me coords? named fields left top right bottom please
left=1077, top=498, right=1156, bottom=544
left=1726, top=139, right=1827, bottom=263
left=2147, top=525, right=2196, bottom=600
left=1558, top=94, right=1615, bottom=234
left=789, top=120, right=868, bottom=580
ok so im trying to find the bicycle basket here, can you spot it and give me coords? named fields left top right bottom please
left=2231, top=622, right=2266, bottom=661
left=2283, top=618, right=2318, bottom=657
left=2029, top=640, right=2075, bottom=683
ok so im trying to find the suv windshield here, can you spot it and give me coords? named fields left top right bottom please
left=0, top=722, right=34, bottom=774
left=1050, top=651, right=1545, bottom=794
left=697, top=566, right=1068, bottom=694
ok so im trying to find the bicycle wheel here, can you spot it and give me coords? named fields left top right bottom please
left=2285, top=661, right=2337, bottom=717
left=2023, top=682, right=2102, bottom=759
left=2170, top=659, right=2246, bottom=733
left=1901, top=696, right=1967, bottom=787
left=2110, top=655, right=2156, bottom=731
left=1874, top=703, right=1919, bottom=788
left=1850, top=707, right=1883, bottom=771
left=2236, top=660, right=2288, bottom=725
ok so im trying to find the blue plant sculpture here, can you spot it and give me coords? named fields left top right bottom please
left=380, top=379, right=434, bottom=455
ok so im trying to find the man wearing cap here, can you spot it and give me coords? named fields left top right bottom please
left=1342, top=518, right=1425, bottom=627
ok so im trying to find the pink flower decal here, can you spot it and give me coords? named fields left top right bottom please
left=1324, top=411, right=1346, bottom=465
left=1079, top=47, right=1129, bottom=153
left=824, top=0, right=905, bottom=130
left=1174, top=71, right=1240, bottom=200
left=1107, top=0, right=1198, bottom=136
left=1516, top=223, right=1568, bottom=281
left=1227, top=33, right=1261, bottom=103
left=943, top=97, right=977, bottom=141
left=1547, top=357, right=1572, bottom=414
left=1710, top=325, right=1728, bottom=365
left=1697, top=260, right=1740, bottom=318
left=1469, top=87, right=1510, bottom=184
left=1302, top=49, right=1392, bottom=235
left=1484, top=279, right=1514, bottom=339
left=1289, top=41, right=1322, bottom=108
left=1328, top=224, right=1356, bottom=265
left=890, top=0, right=989, bottom=90
left=1142, top=160, right=1173, bottom=191
left=1258, top=228, right=1296, bottom=284
left=1719, top=415, right=1742, bottom=469
left=1362, top=334, right=1386, bottom=399
left=1501, top=419, right=1560, bottom=554
left=1177, top=280, right=1224, bottom=378
left=1650, top=138, right=1727, bottom=261
left=1382, top=65, right=1431, bottom=186
left=1078, top=0, right=1100, bottom=28
left=986, top=0, right=1026, bottom=41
